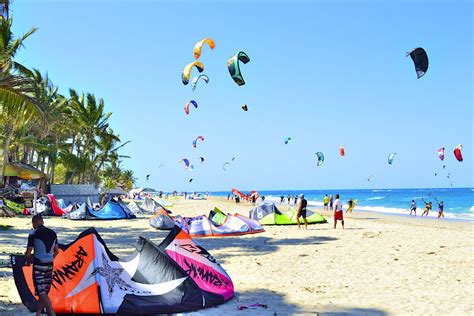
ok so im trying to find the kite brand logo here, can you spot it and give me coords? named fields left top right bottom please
left=179, top=243, right=217, bottom=264
left=52, top=246, right=87, bottom=288
left=183, top=259, right=227, bottom=287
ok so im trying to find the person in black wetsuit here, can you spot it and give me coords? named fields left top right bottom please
left=297, top=194, right=308, bottom=230
left=25, top=214, right=58, bottom=316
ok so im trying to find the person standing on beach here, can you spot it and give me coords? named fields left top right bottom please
left=436, top=199, right=445, bottom=219
left=25, top=215, right=58, bottom=316
left=409, top=200, right=417, bottom=216
left=296, top=194, right=308, bottom=230
left=334, top=194, right=344, bottom=229
left=323, top=194, right=329, bottom=211
left=329, top=195, right=334, bottom=211
left=280, top=195, right=284, bottom=203
left=421, top=197, right=432, bottom=217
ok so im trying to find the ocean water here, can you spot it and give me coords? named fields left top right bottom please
left=212, top=188, right=474, bottom=221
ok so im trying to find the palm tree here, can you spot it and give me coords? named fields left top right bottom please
left=0, top=14, right=43, bottom=181
left=120, top=169, right=136, bottom=191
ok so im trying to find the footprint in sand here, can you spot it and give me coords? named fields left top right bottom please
left=363, top=231, right=381, bottom=238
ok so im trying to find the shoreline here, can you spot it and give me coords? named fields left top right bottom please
left=207, top=189, right=474, bottom=222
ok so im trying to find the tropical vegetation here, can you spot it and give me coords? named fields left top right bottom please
left=0, top=1, right=135, bottom=190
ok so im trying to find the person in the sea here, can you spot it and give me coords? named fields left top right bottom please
left=329, top=195, right=334, bottom=211
left=334, top=194, right=344, bottom=229
left=25, top=215, right=58, bottom=316
left=421, top=197, right=432, bottom=217
left=409, top=200, right=417, bottom=216
left=296, top=194, right=308, bottom=230
left=323, top=194, right=329, bottom=211
left=436, top=199, right=444, bottom=219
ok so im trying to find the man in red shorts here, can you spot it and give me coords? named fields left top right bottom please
left=334, top=194, right=344, bottom=229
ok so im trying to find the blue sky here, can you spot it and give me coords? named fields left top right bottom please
left=12, top=0, right=472, bottom=191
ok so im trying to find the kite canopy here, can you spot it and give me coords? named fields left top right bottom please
left=185, top=100, right=198, bottom=115
left=11, top=226, right=234, bottom=314
left=249, top=203, right=327, bottom=225
left=223, top=162, right=231, bottom=171
left=193, top=136, right=205, bottom=148
left=315, top=152, right=324, bottom=166
left=87, top=201, right=136, bottom=220
left=388, top=153, right=396, bottom=165
left=191, top=74, right=209, bottom=91
left=149, top=207, right=177, bottom=230
left=200, top=157, right=205, bottom=163
left=454, top=144, right=463, bottom=162
left=182, top=61, right=204, bottom=85
left=179, top=158, right=190, bottom=170
left=177, top=213, right=264, bottom=237
left=194, top=38, right=215, bottom=59
left=227, top=51, right=250, bottom=86
left=339, top=147, right=345, bottom=157
left=241, top=104, right=248, bottom=111
left=438, top=147, right=445, bottom=161
left=284, top=137, right=292, bottom=144
left=406, top=47, right=429, bottom=79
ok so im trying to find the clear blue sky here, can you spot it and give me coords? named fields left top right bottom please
left=12, top=0, right=472, bottom=191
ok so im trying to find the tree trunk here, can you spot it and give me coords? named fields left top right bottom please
left=1, top=125, right=13, bottom=184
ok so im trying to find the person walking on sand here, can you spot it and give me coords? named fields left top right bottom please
left=296, top=194, right=308, bottom=230
left=421, top=197, right=432, bottom=217
left=329, top=195, right=334, bottom=211
left=435, top=198, right=445, bottom=219
left=323, top=194, right=329, bottom=211
left=409, top=200, right=417, bottom=216
left=25, top=215, right=58, bottom=316
left=287, top=194, right=291, bottom=205
left=334, top=194, right=344, bottom=229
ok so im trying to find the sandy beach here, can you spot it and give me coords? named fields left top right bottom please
left=0, top=196, right=473, bottom=315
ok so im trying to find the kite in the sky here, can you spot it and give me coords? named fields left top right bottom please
left=191, top=74, right=209, bottom=92
left=192, top=136, right=204, bottom=148
left=454, top=144, right=463, bottom=162
left=189, top=178, right=193, bottom=183
left=227, top=51, right=250, bottom=86
left=193, top=38, right=215, bottom=59
left=406, top=47, right=429, bottom=79
left=367, top=175, right=373, bottom=182
left=200, top=157, right=205, bottom=163
left=223, top=162, right=231, bottom=171
left=315, top=152, right=324, bottom=166
left=241, top=104, right=248, bottom=111
left=182, top=61, right=204, bottom=85
left=438, top=147, right=445, bottom=161
left=179, top=159, right=190, bottom=170
left=339, top=147, right=345, bottom=157
left=185, top=100, right=198, bottom=115
left=284, top=137, right=292, bottom=145
left=388, top=153, right=396, bottom=164
left=159, top=164, right=165, bottom=168
left=146, top=174, right=150, bottom=180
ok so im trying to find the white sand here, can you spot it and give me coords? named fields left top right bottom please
left=0, top=196, right=473, bottom=315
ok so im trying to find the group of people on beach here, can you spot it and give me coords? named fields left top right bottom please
left=409, top=197, right=445, bottom=219
left=295, top=193, right=345, bottom=230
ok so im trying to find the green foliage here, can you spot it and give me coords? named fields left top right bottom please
left=0, top=5, right=132, bottom=185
